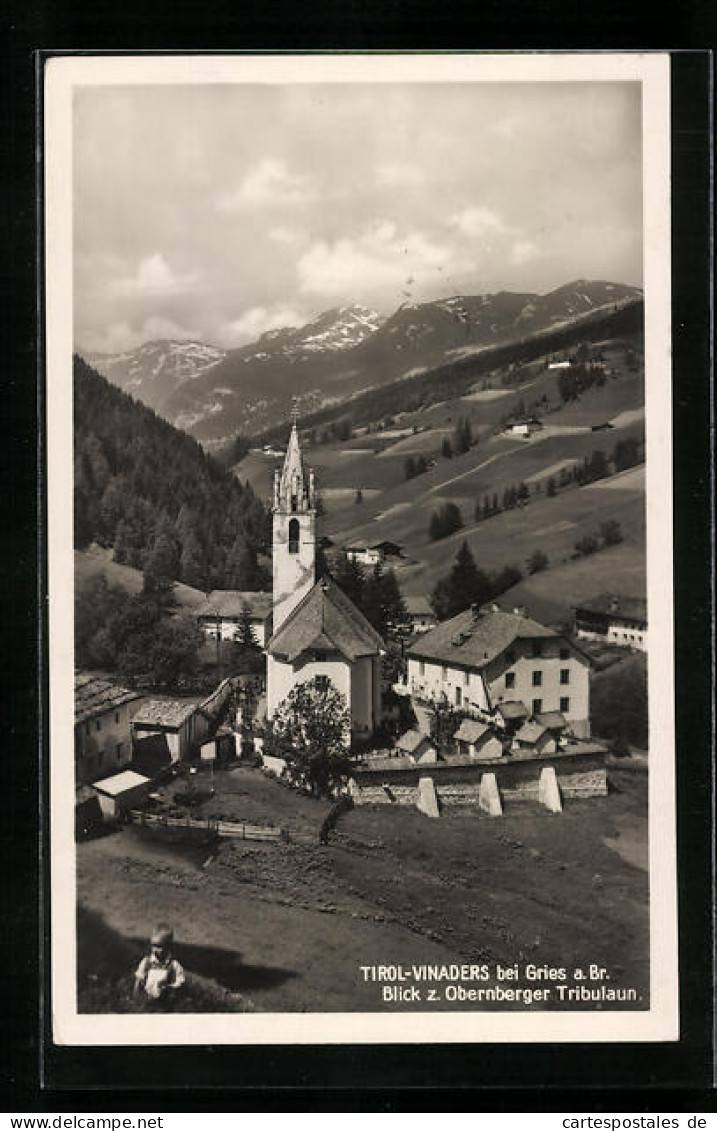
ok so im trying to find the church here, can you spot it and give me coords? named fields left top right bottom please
left=265, top=417, right=384, bottom=743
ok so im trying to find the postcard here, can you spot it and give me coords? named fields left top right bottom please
left=45, top=51, right=676, bottom=1046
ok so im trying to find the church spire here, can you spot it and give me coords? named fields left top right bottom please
left=273, top=406, right=315, bottom=514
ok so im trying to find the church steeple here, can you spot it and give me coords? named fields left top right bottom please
left=271, top=407, right=317, bottom=631
left=273, top=408, right=315, bottom=515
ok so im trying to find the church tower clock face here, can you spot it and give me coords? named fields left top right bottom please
left=272, top=413, right=317, bottom=632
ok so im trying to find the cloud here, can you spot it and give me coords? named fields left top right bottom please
left=217, top=158, right=313, bottom=212
left=375, top=161, right=425, bottom=188
left=219, top=305, right=303, bottom=347
left=78, top=315, right=203, bottom=355
left=449, top=207, right=510, bottom=240
left=111, top=253, right=200, bottom=297
left=297, top=221, right=465, bottom=301
left=510, top=239, right=540, bottom=266
left=268, top=225, right=304, bottom=245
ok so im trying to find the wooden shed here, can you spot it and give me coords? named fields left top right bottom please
left=92, top=770, right=152, bottom=819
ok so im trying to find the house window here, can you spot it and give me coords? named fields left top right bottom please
left=115, top=712, right=120, bottom=724
left=532, top=670, right=542, bottom=687
left=560, top=668, right=570, bottom=685
left=532, top=698, right=543, bottom=714
left=116, top=743, right=124, bottom=762
left=419, top=661, right=425, bottom=676
left=442, top=665, right=448, bottom=680
left=288, top=518, right=300, bottom=553
left=505, top=671, right=515, bottom=690
left=560, top=697, right=570, bottom=713
left=455, top=687, right=462, bottom=707
left=463, top=670, right=470, bottom=686
left=559, top=647, right=569, bottom=660
left=531, top=640, right=543, bottom=657
left=315, top=675, right=330, bottom=692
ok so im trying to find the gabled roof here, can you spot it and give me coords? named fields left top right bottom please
left=405, top=595, right=435, bottom=618
left=267, top=576, right=383, bottom=663
left=535, top=711, right=567, bottom=731
left=496, top=700, right=530, bottom=722
left=575, top=593, right=647, bottom=624
left=453, top=718, right=492, bottom=745
left=92, top=770, right=150, bottom=796
left=396, top=728, right=433, bottom=754
left=515, top=720, right=550, bottom=744
left=408, top=607, right=559, bottom=670
left=197, top=590, right=273, bottom=619
left=133, top=697, right=200, bottom=728
left=75, top=673, right=141, bottom=725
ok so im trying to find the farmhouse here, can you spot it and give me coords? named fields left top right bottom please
left=266, top=417, right=384, bottom=741
left=75, top=673, right=143, bottom=786
left=574, top=593, right=647, bottom=652
left=132, top=678, right=235, bottom=768
left=344, top=541, right=404, bottom=569
left=406, top=605, right=591, bottom=738
left=405, top=595, right=438, bottom=635
left=506, top=417, right=543, bottom=439
left=196, top=589, right=273, bottom=647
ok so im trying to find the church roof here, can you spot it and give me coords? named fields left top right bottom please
left=267, top=575, right=383, bottom=663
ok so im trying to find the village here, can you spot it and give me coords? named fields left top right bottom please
left=74, top=410, right=649, bottom=1014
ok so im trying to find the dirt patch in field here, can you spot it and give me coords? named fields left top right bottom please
left=77, top=766, right=648, bottom=1014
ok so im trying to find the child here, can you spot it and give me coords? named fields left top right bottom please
left=134, top=923, right=185, bottom=1003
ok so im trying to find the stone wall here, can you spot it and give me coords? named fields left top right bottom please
left=351, top=747, right=607, bottom=815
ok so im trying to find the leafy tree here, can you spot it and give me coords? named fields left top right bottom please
left=527, top=549, right=549, bottom=575
left=265, top=676, right=352, bottom=797
left=428, top=694, right=464, bottom=751
left=236, top=603, right=259, bottom=651
left=441, top=437, right=453, bottom=460
left=453, top=417, right=473, bottom=455
left=492, top=563, right=523, bottom=596
left=574, top=534, right=599, bottom=557
left=404, top=456, right=416, bottom=480
left=332, top=551, right=366, bottom=608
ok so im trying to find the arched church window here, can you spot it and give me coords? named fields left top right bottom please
left=289, top=518, right=300, bottom=553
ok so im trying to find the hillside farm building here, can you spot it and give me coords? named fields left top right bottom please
left=196, top=590, right=273, bottom=648
left=406, top=605, right=591, bottom=738
left=574, top=594, right=647, bottom=652
left=405, top=595, right=438, bottom=635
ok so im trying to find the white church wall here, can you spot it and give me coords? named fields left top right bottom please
left=266, top=653, right=352, bottom=720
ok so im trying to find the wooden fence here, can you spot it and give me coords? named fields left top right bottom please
left=127, top=809, right=284, bottom=843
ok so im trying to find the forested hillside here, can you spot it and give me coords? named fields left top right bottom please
left=73, top=356, right=269, bottom=592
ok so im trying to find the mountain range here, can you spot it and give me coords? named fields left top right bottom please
left=80, top=280, right=642, bottom=446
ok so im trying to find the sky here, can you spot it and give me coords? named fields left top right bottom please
left=73, top=81, right=643, bottom=354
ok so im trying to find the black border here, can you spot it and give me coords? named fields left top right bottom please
left=2, top=29, right=712, bottom=1108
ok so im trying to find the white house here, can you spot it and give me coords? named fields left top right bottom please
left=574, top=594, right=647, bottom=652
left=75, top=673, right=143, bottom=786
left=406, top=604, right=591, bottom=738
left=196, top=590, right=273, bottom=647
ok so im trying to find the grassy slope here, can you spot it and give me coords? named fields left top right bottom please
left=77, top=764, right=648, bottom=1013
left=75, top=546, right=207, bottom=610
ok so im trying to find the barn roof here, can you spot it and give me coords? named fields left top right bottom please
left=267, top=576, right=383, bottom=663
left=575, top=593, right=647, bottom=624
left=407, top=607, right=559, bottom=670
left=535, top=711, right=567, bottom=731
left=496, top=700, right=530, bottom=722
left=75, top=673, right=141, bottom=725
left=453, top=718, right=492, bottom=744
left=515, top=720, right=550, bottom=744
left=395, top=728, right=433, bottom=754
left=405, top=595, right=435, bottom=618
left=92, top=770, right=150, bottom=796
left=132, top=697, right=200, bottom=728
left=197, top=590, right=273, bottom=619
